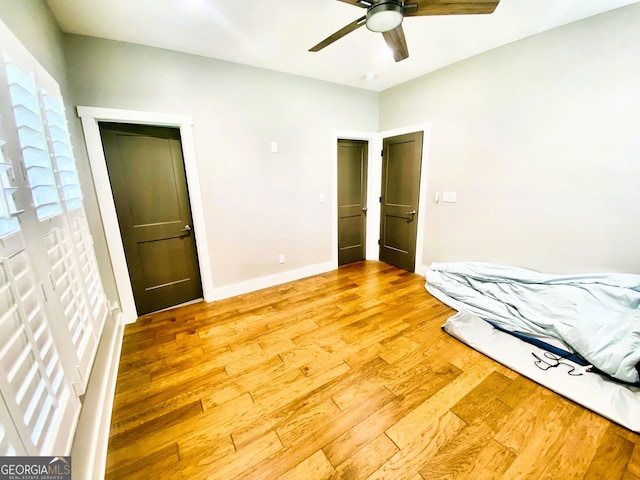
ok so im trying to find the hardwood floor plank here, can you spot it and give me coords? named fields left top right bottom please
left=419, top=421, right=502, bottom=479
left=378, top=334, right=422, bottom=365
left=629, top=443, right=640, bottom=478
left=419, top=385, right=514, bottom=479
left=238, top=386, right=396, bottom=479
left=330, top=433, right=398, bottom=480
left=385, top=360, right=494, bottom=450
left=583, top=425, right=635, bottom=480
left=108, top=400, right=204, bottom=451
left=366, top=410, right=467, bottom=480
left=106, top=443, right=180, bottom=479
left=453, top=439, right=516, bottom=480
left=276, top=398, right=342, bottom=446
left=231, top=362, right=352, bottom=448
left=449, top=371, right=513, bottom=431
left=105, top=261, right=640, bottom=479
left=170, top=435, right=236, bottom=477
left=322, top=360, right=461, bottom=467
left=344, top=343, right=383, bottom=369
left=278, top=449, right=334, bottom=480
left=179, top=429, right=284, bottom=480
left=499, top=397, right=579, bottom=478
left=537, top=408, right=610, bottom=480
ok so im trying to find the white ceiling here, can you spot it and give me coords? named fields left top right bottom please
left=46, top=0, right=639, bottom=92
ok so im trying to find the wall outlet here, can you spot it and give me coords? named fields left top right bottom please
left=442, top=191, right=457, bottom=203
left=278, top=253, right=285, bottom=264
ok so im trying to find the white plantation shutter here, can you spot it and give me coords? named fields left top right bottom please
left=0, top=398, right=21, bottom=456
left=4, top=56, right=61, bottom=220
left=3, top=56, right=97, bottom=389
left=0, top=20, right=112, bottom=455
left=0, top=137, right=20, bottom=239
left=42, top=226, right=98, bottom=386
left=0, top=246, right=80, bottom=455
left=69, top=214, right=109, bottom=333
left=40, top=87, right=109, bottom=339
left=41, top=93, right=82, bottom=211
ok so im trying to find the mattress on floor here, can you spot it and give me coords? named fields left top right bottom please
left=425, top=262, right=640, bottom=384
left=442, top=310, right=640, bottom=432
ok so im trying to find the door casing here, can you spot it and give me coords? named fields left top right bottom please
left=78, top=106, right=214, bottom=324
left=331, top=123, right=431, bottom=274
left=379, top=131, right=424, bottom=272
left=100, top=122, right=203, bottom=315
left=338, top=139, right=368, bottom=265
left=80, top=111, right=430, bottom=323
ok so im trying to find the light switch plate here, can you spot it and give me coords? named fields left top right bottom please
left=442, top=191, right=457, bottom=203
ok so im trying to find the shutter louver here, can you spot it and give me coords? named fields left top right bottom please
left=1, top=20, right=112, bottom=457
left=0, top=250, right=79, bottom=455
left=3, top=55, right=62, bottom=220
left=0, top=400, right=21, bottom=456
left=0, top=137, right=20, bottom=237
left=43, top=227, right=96, bottom=384
left=41, top=93, right=82, bottom=211
left=69, top=216, right=109, bottom=333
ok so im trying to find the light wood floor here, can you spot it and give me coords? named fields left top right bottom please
left=106, top=261, right=639, bottom=479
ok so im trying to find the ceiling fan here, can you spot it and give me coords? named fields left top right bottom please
left=309, top=0, right=500, bottom=62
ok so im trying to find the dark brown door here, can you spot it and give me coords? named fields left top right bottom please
left=100, top=123, right=202, bottom=315
left=379, top=131, right=423, bottom=272
left=338, top=139, right=368, bottom=265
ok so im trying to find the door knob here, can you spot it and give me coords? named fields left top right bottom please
left=362, top=207, right=368, bottom=213
left=180, top=224, right=192, bottom=232
left=405, top=210, right=416, bottom=222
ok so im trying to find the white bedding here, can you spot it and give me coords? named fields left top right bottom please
left=425, top=262, right=640, bottom=384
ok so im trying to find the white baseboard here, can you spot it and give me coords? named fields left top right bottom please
left=211, top=261, right=336, bottom=301
left=71, top=312, right=125, bottom=480
left=416, top=263, right=429, bottom=277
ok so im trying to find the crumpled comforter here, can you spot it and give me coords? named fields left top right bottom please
left=425, top=262, right=640, bottom=384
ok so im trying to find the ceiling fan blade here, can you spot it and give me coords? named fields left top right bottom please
left=382, top=25, right=409, bottom=62
left=404, top=0, right=500, bottom=16
left=309, top=15, right=366, bottom=52
left=336, top=0, right=369, bottom=8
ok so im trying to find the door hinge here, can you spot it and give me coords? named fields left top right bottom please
left=377, top=239, right=380, bottom=245
left=379, top=196, right=382, bottom=203
left=381, top=149, right=384, bottom=157
left=18, top=161, right=27, bottom=181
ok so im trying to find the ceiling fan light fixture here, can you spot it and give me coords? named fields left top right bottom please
left=366, top=2, right=404, bottom=33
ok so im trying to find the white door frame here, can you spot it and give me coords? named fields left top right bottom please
left=332, top=123, right=431, bottom=274
left=77, top=106, right=214, bottom=324
left=331, top=129, right=380, bottom=265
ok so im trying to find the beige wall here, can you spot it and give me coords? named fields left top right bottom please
left=63, top=35, right=380, bottom=288
left=380, top=4, right=640, bottom=274
left=0, top=0, right=65, bottom=80
left=5, top=0, right=637, bottom=292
